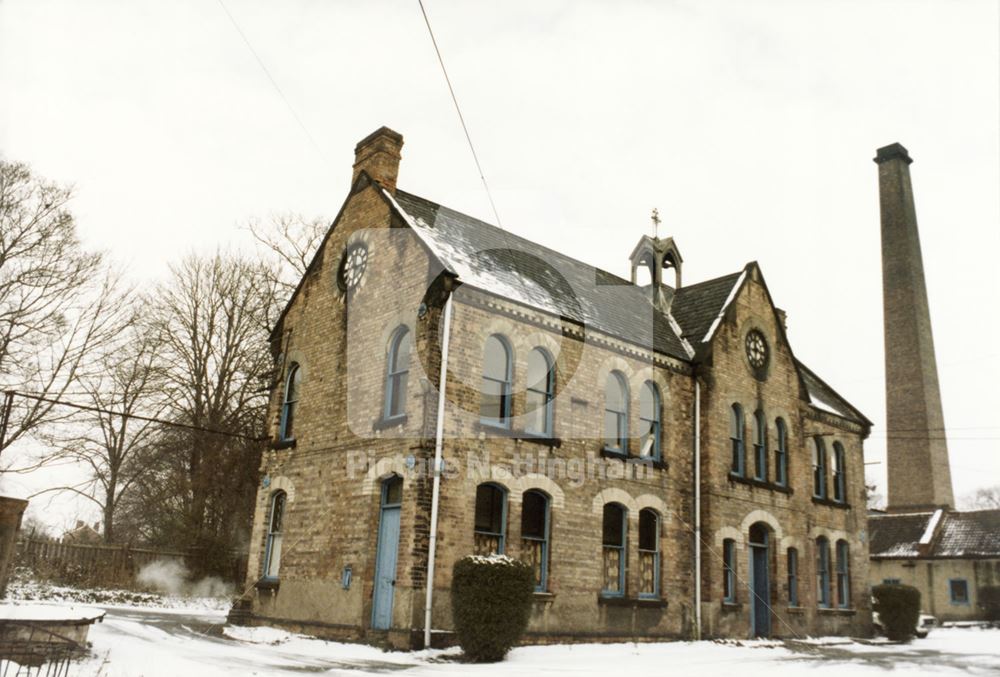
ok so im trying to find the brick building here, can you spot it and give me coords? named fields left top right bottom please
left=234, top=127, right=873, bottom=646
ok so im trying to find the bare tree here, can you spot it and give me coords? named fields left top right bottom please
left=144, top=252, right=280, bottom=571
left=247, top=213, right=327, bottom=300
left=0, top=160, right=121, bottom=456
left=963, top=486, right=1000, bottom=510
left=33, top=318, right=167, bottom=543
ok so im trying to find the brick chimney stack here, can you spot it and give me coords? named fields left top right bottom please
left=352, top=126, right=403, bottom=194
left=875, top=142, right=955, bottom=511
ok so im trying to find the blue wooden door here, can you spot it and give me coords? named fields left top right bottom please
left=750, top=544, right=770, bottom=637
left=372, top=478, right=402, bottom=630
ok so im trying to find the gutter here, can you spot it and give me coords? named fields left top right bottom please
left=423, top=292, right=454, bottom=649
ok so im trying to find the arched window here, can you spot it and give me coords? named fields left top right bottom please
left=263, top=490, right=287, bottom=580
left=638, top=509, right=660, bottom=599
left=775, top=418, right=788, bottom=486
left=730, top=404, right=745, bottom=476
left=525, top=348, right=555, bottom=437
left=832, top=442, right=846, bottom=503
left=752, top=409, right=767, bottom=480
left=521, top=490, right=550, bottom=591
left=383, top=327, right=411, bottom=420
left=787, top=547, right=799, bottom=606
left=816, top=536, right=831, bottom=608
left=639, top=382, right=662, bottom=461
left=836, top=540, right=850, bottom=608
left=603, top=372, right=629, bottom=454
left=723, top=538, right=736, bottom=603
left=279, top=364, right=301, bottom=441
left=473, top=483, right=507, bottom=555
left=480, top=335, right=512, bottom=427
left=601, top=503, right=627, bottom=596
left=812, top=437, right=827, bottom=499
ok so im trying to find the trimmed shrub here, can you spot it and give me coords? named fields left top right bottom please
left=873, top=583, right=921, bottom=642
left=978, top=586, right=1000, bottom=622
left=451, top=554, right=534, bottom=662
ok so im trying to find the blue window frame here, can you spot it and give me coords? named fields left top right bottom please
left=775, top=418, right=788, bottom=486
left=832, top=442, right=846, bottom=503
left=601, top=503, right=627, bottom=597
left=638, top=509, right=660, bottom=599
left=480, top=335, right=512, bottom=427
left=949, top=579, right=969, bottom=605
left=730, top=404, right=745, bottom=476
left=836, top=540, right=850, bottom=608
left=525, top=348, right=555, bottom=437
left=263, top=490, right=287, bottom=580
left=812, top=437, right=827, bottom=499
left=752, top=409, right=767, bottom=481
left=816, top=536, right=831, bottom=608
left=473, top=483, right=507, bottom=555
left=723, top=538, right=736, bottom=602
left=383, top=326, right=411, bottom=420
left=521, top=490, right=550, bottom=592
left=279, top=364, right=301, bottom=441
left=638, top=381, right=662, bottom=461
left=787, top=547, right=799, bottom=606
left=603, top=372, right=629, bottom=454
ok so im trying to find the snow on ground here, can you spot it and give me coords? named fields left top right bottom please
left=54, top=607, right=1000, bottom=677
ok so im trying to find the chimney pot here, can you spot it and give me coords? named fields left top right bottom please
left=352, top=126, right=404, bottom=193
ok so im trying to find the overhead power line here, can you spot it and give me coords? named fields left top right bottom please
left=417, top=0, right=503, bottom=228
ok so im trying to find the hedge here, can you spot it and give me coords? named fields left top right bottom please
left=979, top=585, right=1000, bottom=622
left=873, top=583, right=921, bottom=641
left=451, top=554, right=534, bottom=662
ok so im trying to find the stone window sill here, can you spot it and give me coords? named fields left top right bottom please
left=532, top=591, right=556, bottom=605
left=721, top=601, right=742, bottom=612
left=786, top=606, right=806, bottom=615
left=599, top=448, right=667, bottom=470
left=818, top=607, right=856, bottom=616
left=476, top=422, right=562, bottom=447
left=517, top=434, right=563, bottom=448
left=269, top=438, right=296, bottom=451
left=255, top=578, right=280, bottom=591
left=728, top=473, right=792, bottom=495
left=811, top=496, right=850, bottom=509
left=597, top=595, right=667, bottom=609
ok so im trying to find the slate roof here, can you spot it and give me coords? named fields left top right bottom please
left=671, top=271, right=746, bottom=343
left=869, top=510, right=1000, bottom=559
left=390, top=189, right=694, bottom=360
left=797, top=362, right=872, bottom=425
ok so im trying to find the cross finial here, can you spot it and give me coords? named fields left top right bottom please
left=651, top=208, right=661, bottom=238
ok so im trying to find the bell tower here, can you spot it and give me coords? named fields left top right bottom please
left=629, top=209, right=683, bottom=311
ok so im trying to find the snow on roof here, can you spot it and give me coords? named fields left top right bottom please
left=869, top=510, right=1000, bottom=559
left=0, top=603, right=104, bottom=623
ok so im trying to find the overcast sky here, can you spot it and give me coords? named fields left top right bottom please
left=1, top=0, right=998, bottom=528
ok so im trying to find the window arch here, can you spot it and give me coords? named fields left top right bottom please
left=812, top=437, right=827, bottom=499
left=723, top=537, right=736, bottom=602
left=832, top=442, right=846, bottom=503
left=473, top=483, right=507, bottom=555
left=603, top=372, right=629, bottom=454
left=787, top=547, right=799, bottom=606
left=835, top=539, right=850, bottom=608
left=752, top=409, right=767, bottom=481
left=521, top=490, right=550, bottom=591
left=730, top=404, right=745, bottom=476
left=639, top=381, right=662, bottom=461
left=638, top=509, right=660, bottom=599
left=480, top=335, right=513, bottom=427
left=525, top=348, right=555, bottom=437
left=775, top=418, right=788, bottom=486
left=263, top=490, right=287, bottom=580
left=601, top=502, right=627, bottom=596
left=279, top=364, right=301, bottom=441
left=816, top=536, right=831, bottom=608
left=383, top=326, right=411, bottom=420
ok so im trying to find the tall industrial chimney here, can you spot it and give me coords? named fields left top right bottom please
left=875, top=142, right=954, bottom=511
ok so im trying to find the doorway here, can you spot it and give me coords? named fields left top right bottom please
left=748, top=522, right=771, bottom=637
left=372, top=475, right=402, bottom=630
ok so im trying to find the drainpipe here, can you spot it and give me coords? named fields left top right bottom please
left=693, top=375, right=702, bottom=640
left=424, top=292, right=453, bottom=649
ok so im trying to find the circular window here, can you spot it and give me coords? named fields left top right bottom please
left=338, top=243, right=368, bottom=292
left=745, top=329, right=769, bottom=376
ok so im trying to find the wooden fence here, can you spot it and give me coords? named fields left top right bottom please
left=15, top=536, right=247, bottom=590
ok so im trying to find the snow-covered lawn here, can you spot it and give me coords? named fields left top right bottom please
left=43, top=607, right=995, bottom=677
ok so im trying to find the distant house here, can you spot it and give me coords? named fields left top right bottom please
left=62, top=521, right=102, bottom=544
left=869, top=509, right=1000, bottom=621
